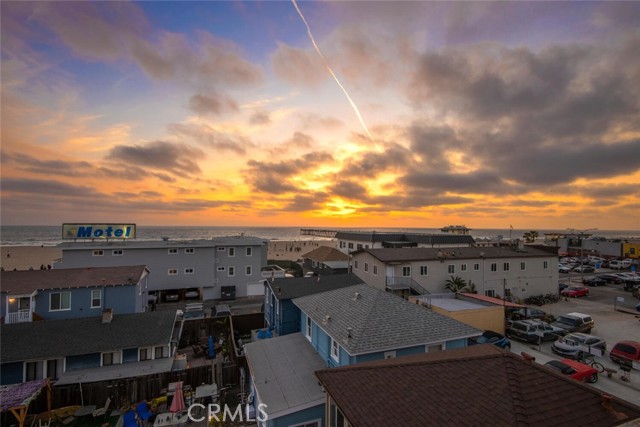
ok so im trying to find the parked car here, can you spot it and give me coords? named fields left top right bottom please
left=621, top=274, right=640, bottom=291
left=597, top=273, right=623, bottom=284
left=633, top=286, right=640, bottom=300
left=212, top=304, right=232, bottom=318
left=609, top=340, right=640, bottom=369
left=551, top=312, right=594, bottom=334
left=544, top=359, right=598, bottom=383
left=573, top=265, right=595, bottom=273
left=468, top=330, right=511, bottom=350
left=551, top=333, right=607, bottom=359
left=507, top=319, right=564, bottom=343
left=165, top=293, right=179, bottom=302
left=148, top=292, right=158, bottom=303
left=583, top=276, right=607, bottom=287
left=559, top=282, right=569, bottom=292
left=561, top=286, right=589, bottom=298
left=559, top=265, right=572, bottom=274
left=185, top=288, right=200, bottom=299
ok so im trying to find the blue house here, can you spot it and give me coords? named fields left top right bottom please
left=244, top=333, right=326, bottom=427
left=293, top=284, right=481, bottom=367
left=0, top=309, right=181, bottom=385
left=0, top=266, right=150, bottom=324
left=264, top=274, right=363, bottom=336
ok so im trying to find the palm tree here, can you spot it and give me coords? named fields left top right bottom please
left=444, top=276, right=467, bottom=292
left=523, top=230, right=539, bottom=243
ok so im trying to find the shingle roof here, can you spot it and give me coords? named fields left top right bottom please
left=267, top=274, right=364, bottom=300
left=357, top=245, right=553, bottom=263
left=57, top=235, right=267, bottom=250
left=0, top=310, right=178, bottom=363
left=316, top=345, right=640, bottom=427
left=301, top=246, right=349, bottom=262
left=293, top=284, right=480, bottom=355
left=244, top=333, right=325, bottom=419
left=335, top=231, right=475, bottom=245
left=0, top=265, right=148, bottom=295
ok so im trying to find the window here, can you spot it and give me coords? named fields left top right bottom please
left=339, top=241, right=345, bottom=248
left=91, top=289, right=101, bottom=308
left=447, top=264, right=455, bottom=274
left=384, top=351, right=396, bottom=359
left=306, top=317, right=312, bottom=341
left=92, top=250, right=104, bottom=256
left=112, top=249, right=123, bottom=256
left=503, top=262, right=510, bottom=271
left=520, top=262, right=526, bottom=270
left=490, top=263, right=497, bottom=272
left=485, top=289, right=496, bottom=297
left=154, top=346, right=169, bottom=359
left=228, top=267, right=235, bottom=276
left=505, top=288, right=512, bottom=298
left=102, top=351, right=121, bottom=366
left=139, top=348, right=152, bottom=361
left=364, top=262, right=368, bottom=272
left=402, top=266, right=411, bottom=277
left=229, top=247, right=235, bottom=257
left=25, top=361, right=43, bottom=381
left=426, top=344, right=443, bottom=353
left=168, top=248, right=178, bottom=254
left=50, top=292, right=71, bottom=311
left=245, top=266, right=252, bottom=275
left=168, top=269, right=178, bottom=275
left=373, top=265, right=378, bottom=275
left=184, top=268, right=194, bottom=274
left=217, top=266, right=225, bottom=271
left=331, top=338, right=339, bottom=362
left=218, top=247, right=226, bottom=251
left=348, top=242, right=354, bottom=249
left=544, top=261, right=549, bottom=269
left=289, top=421, right=320, bottom=427
left=354, top=260, right=359, bottom=269
left=185, top=248, right=194, bottom=254
left=246, top=247, right=252, bottom=256
left=420, top=265, right=428, bottom=276
left=461, top=264, right=467, bottom=272
left=357, top=244, right=363, bottom=250
left=46, top=359, right=61, bottom=380
left=474, top=263, right=480, bottom=271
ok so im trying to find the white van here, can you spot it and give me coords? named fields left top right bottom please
left=609, top=260, right=626, bottom=270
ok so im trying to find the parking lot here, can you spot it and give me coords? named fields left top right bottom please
left=510, top=280, right=640, bottom=404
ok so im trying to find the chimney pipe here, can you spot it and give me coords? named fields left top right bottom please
left=102, top=308, right=114, bottom=324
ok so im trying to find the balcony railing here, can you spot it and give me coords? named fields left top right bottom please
left=385, top=276, right=430, bottom=295
left=5, top=309, right=32, bottom=324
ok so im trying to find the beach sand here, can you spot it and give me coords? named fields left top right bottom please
left=0, top=240, right=337, bottom=270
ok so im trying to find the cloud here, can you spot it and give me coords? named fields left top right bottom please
left=271, top=43, right=326, bottom=86
left=167, top=123, right=253, bottom=155
left=107, top=141, right=204, bottom=177
left=188, top=93, right=239, bottom=116
left=249, top=110, right=271, bottom=125
left=1, top=177, right=100, bottom=198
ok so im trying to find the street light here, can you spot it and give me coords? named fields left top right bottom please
left=566, top=228, right=598, bottom=284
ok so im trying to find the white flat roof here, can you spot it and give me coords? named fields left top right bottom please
left=55, top=358, right=174, bottom=385
left=427, top=298, right=486, bottom=311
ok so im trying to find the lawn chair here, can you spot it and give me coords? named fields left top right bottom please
left=136, top=402, right=152, bottom=426
left=93, top=397, right=111, bottom=419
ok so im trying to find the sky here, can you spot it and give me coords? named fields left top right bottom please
left=1, top=1, right=639, bottom=230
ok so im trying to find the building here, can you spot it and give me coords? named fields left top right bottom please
left=334, top=231, right=475, bottom=255
left=0, top=309, right=181, bottom=385
left=0, top=266, right=149, bottom=324
left=293, top=284, right=480, bottom=367
left=622, top=240, right=640, bottom=260
left=440, top=225, right=471, bottom=235
left=351, top=246, right=558, bottom=300
left=264, top=274, right=364, bottom=336
left=244, top=333, right=326, bottom=427
left=301, top=246, right=350, bottom=276
left=55, top=236, right=268, bottom=300
left=316, top=345, right=640, bottom=427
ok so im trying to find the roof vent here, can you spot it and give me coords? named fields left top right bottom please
left=162, top=236, right=169, bottom=241
left=353, top=292, right=361, bottom=301
left=323, top=315, right=331, bottom=324
left=347, top=327, right=352, bottom=338
left=102, top=308, right=114, bottom=324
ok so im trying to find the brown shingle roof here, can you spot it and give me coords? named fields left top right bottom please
left=316, top=345, right=640, bottom=427
left=0, top=265, right=148, bottom=295
left=301, top=245, right=349, bottom=262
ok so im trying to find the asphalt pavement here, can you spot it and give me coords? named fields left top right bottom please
left=511, top=282, right=640, bottom=405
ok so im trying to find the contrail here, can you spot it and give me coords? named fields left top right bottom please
left=291, top=0, right=380, bottom=151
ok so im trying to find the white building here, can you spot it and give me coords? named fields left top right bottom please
left=334, top=231, right=475, bottom=255
left=55, top=236, right=268, bottom=301
left=350, top=246, right=558, bottom=301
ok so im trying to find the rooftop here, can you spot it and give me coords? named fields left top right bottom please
left=335, top=231, right=475, bottom=246
left=293, top=284, right=480, bottom=355
left=301, top=246, right=349, bottom=262
left=316, top=345, right=640, bottom=427
left=267, top=273, right=363, bottom=300
left=57, top=235, right=267, bottom=250
left=355, top=245, right=554, bottom=263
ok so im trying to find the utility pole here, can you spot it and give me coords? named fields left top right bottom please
left=567, top=227, right=598, bottom=284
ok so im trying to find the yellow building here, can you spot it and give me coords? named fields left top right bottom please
left=622, top=241, right=640, bottom=259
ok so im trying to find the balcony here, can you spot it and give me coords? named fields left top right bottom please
left=385, top=276, right=430, bottom=295
left=5, top=309, right=33, bottom=324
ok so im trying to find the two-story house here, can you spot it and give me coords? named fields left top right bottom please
left=335, top=231, right=475, bottom=255
left=351, top=246, right=558, bottom=300
left=263, top=274, right=363, bottom=336
left=0, top=309, right=181, bottom=385
left=55, top=236, right=268, bottom=300
left=0, top=266, right=149, bottom=324
left=300, top=246, right=350, bottom=276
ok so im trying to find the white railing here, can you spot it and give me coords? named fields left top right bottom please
left=5, top=310, right=32, bottom=324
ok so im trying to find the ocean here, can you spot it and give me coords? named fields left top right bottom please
left=1, top=225, right=639, bottom=247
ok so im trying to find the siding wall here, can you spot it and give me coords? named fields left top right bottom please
left=34, top=286, right=140, bottom=320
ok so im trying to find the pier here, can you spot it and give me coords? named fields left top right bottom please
left=300, top=228, right=338, bottom=238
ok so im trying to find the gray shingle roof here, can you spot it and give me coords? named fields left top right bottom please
left=357, top=246, right=553, bottom=263
left=293, top=284, right=480, bottom=355
left=0, top=310, right=178, bottom=363
left=58, top=235, right=267, bottom=250
left=334, top=231, right=475, bottom=245
left=267, top=274, right=363, bottom=300
left=301, top=246, right=349, bottom=262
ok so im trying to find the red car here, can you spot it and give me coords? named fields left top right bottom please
left=561, top=286, right=589, bottom=298
left=544, top=359, right=598, bottom=383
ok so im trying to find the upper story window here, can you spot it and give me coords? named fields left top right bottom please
left=246, top=247, right=252, bottom=256
left=168, top=248, right=178, bottom=255
left=543, top=261, right=549, bottom=269
left=490, top=263, right=497, bottom=272
left=485, top=289, right=496, bottom=297
left=473, top=263, right=480, bottom=271
left=92, top=250, right=104, bottom=257
left=154, top=346, right=169, bottom=359
left=217, top=266, right=225, bottom=271
left=364, top=262, right=369, bottom=272
left=306, top=316, right=312, bottom=341
left=245, top=266, right=252, bottom=275
left=354, top=260, right=359, bottom=269
left=102, top=351, right=121, bottom=366
left=139, top=348, right=152, bottom=361
left=185, top=248, right=195, bottom=254
left=461, top=264, right=467, bottom=272
left=447, top=265, right=455, bottom=274
left=218, top=247, right=226, bottom=251
left=520, top=262, right=526, bottom=271
left=91, top=290, right=101, bottom=308
left=184, top=268, right=194, bottom=274
left=402, top=266, right=411, bottom=277
left=357, top=244, right=363, bottom=250
left=229, top=247, right=235, bottom=257
left=228, top=267, right=235, bottom=276
left=50, top=292, right=71, bottom=311
left=373, top=265, right=378, bottom=275
left=331, top=338, right=340, bottom=362
left=420, top=265, right=428, bottom=276
left=348, top=243, right=354, bottom=249
left=503, top=262, right=510, bottom=271
left=168, top=269, right=178, bottom=275
left=112, top=250, right=123, bottom=256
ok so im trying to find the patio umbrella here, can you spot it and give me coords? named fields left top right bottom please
left=208, top=335, right=215, bottom=359
left=169, top=381, right=185, bottom=414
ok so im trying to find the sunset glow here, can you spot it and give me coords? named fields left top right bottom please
left=1, top=1, right=639, bottom=230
